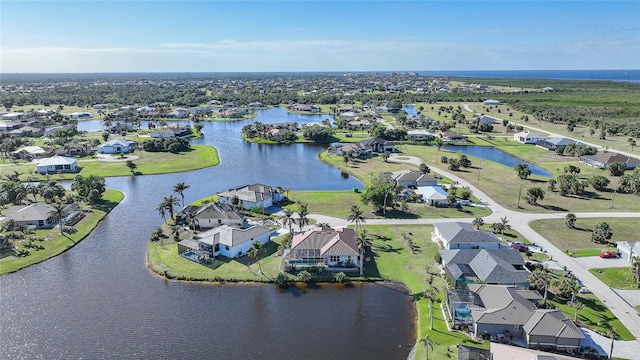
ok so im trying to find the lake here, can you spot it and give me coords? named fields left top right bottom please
left=0, top=108, right=415, bottom=360
left=442, top=144, right=553, bottom=178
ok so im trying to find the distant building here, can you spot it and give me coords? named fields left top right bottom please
left=483, top=99, right=501, bottom=105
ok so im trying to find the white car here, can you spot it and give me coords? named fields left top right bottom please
left=578, top=287, right=591, bottom=294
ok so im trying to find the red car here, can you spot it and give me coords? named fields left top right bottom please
left=510, top=244, right=529, bottom=252
left=599, top=251, right=619, bottom=258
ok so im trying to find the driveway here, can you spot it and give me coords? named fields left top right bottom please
left=573, top=255, right=630, bottom=270
left=580, top=328, right=640, bottom=359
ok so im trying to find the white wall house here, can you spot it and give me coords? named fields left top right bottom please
left=35, top=156, right=78, bottom=174
left=432, top=222, right=502, bottom=250
left=514, top=131, right=547, bottom=144
left=178, top=225, right=273, bottom=260
left=218, top=184, right=284, bottom=210
left=97, top=139, right=136, bottom=154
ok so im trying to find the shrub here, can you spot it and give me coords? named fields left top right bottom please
left=297, top=270, right=313, bottom=283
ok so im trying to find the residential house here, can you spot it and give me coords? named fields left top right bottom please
left=167, top=108, right=189, bottom=118
left=416, top=186, right=449, bottom=206
left=579, top=152, right=640, bottom=170
left=35, top=156, right=78, bottom=174
left=447, top=284, right=583, bottom=351
left=1, top=112, right=25, bottom=121
left=476, top=115, right=499, bottom=125
left=9, top=126, right=43, bottom=137
left=514, top=131, right=547, bottom=144
left=616, top=241, right=640, bottom=263
left=536, top=138, right=585, bottom=151
left=438, top=131, right=465, bottom=142
left=0, top=120, right=24, bottom=132
left=439, top=249, right=530, bottom=288
left=177, top=224, right=273, bottom=262
left=218, top=183, right=284, bottom=211
left=284, top=227, right=361, bottom=270
left=489, top=343, right=581, bottom=360
left=69, top=112, right=92, bottom=119
left=97, top=139, right=137, bottom=154
left=406, top=129, right=434, bottom=141
left=55, top=143, right=93, bottom=157
left=388, top=169, right=438, bottom=188
left=11, top=146, right=50, bottom=159
left=360, top=137, right=396, bottom=153
left=176, top=202, right=244, bottom=230
left=4, top=204, right=59, bottom=228
left=432, top=222, right=502, bottom=250
left=291, top=104, right=320, bottom=113
left=483, top=99, right=501, bottom=105
left=150, top=124, right=192, bottom=138
left=247, top=102, right=265, bottom=108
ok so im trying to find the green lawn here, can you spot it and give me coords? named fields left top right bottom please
left=530, top=218, right=640, bottom=251
left=0, top=145, right=220, bottom=180
left=589, top=267, right=638, bottom=290
left=0, top=189, right=124, bottom=275
left=287, top=190, right=491, bottom=220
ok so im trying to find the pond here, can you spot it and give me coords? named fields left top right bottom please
left=442, top=145, right=553, bottom=178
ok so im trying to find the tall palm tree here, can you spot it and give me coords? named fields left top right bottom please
left=528, top=267, right=553, bottom=304
left=296, top=202, right=309, bottom=232
left=47, top=202, right=66, bottom=235
left=421, top=335, right=436, bottom=360
left=155, top=202, right=167, bottom=222
left=355, top=229, right=371, bottom=275
left=424, top=274, right=438, bottom=330
left=280, top=208, right=294, bottom=234
left=568, top=299, right=583, bottom=322
left=472, top=217, right=484, bottom=230
left=347, top=205, right=365, bottom=234
left=248, top=241, right=265, bottom=276
left=434, top=137, right=444, bottom=163
left=492, top=216, right=511, bottom=240
left=173, top=182, right=191, bottom=208
left=163, top=195, right=181, bottom=221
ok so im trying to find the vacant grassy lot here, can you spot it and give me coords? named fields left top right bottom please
left=0, top=189, right=124, bottom=275
left=287, top=190, right=491, bottom=220
left=400, top=144, right=640, bottom=213
left=529, top=218, right=640, bottom=252
left=589, top=267, right=637, bottom=290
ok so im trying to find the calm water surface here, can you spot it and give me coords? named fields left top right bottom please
left=442, top=144, right=553, bottom=178
left=0, top=108, right=415, bottom=359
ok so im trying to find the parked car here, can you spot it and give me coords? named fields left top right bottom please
left=578, top=287, right=591, bottom=294
left=510, top=244, right=529, bottom=252
left=599, top=251, right=620, bottom=258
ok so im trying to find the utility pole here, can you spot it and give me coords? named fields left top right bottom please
left=477, top=160, right=482, bottom=180
left=517, top=183, right=523, bottom=208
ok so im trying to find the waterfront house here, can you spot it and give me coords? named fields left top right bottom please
left=150, top=124, right=192, bottom=138
left=35, top=156, right=78, bottom=174
left=97, top=139, right=136, bottom=154
left=1, top=112, right=25, bottom=121
left=177, top=224, right=273, bottom=261
left=176, top=202, right=244, bottom=230
left=69, top=111, right=92, bottom=119
left=432, top=222, right=501, bottom=250
left=9, top=126, right=43, bottom=137
left=447, top=284, right=582, bottom=350
left=438, top=131, right=465, bottom=142
left=218, top=183, right=284, bottom=211
left=4, top=203, right=67, bottom=228
left=513, top=131, right=546, bottom=144
left=579, top=152, right=640, bottom=170
left=439, top=249, right=529, bottom=288
left=536, top=137, right=585, bottom=151
left=54, top=143, right=93, bottom=157
left=406, top=129, right=434, bottom=141
left=284, top=227, right=361, bottom=270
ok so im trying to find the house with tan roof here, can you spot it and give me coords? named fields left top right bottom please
left=217, top=183, right=284, bottom=211
left=284, top=227, right=362, bottom=272
left=579, top=152, right=640, bottom=170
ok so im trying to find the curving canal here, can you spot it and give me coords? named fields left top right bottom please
left=0, top=108, right=416, bottom=360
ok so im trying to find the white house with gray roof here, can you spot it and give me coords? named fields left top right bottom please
left=35, top=156, right=78, bottom=174
left=218, top=183, right=284, bottom=211
left=439, top=249, right=530, bottom=288
left=284, top=227, right=361, bottom=271
left=432, top=222, right=501, bottom=250
left=514, top=131, right=547, bottom=144
left=5, top=204, right=57, bottom=228
left=448, top=284, right=583, bottom=351
left=177, top=224, right=273, bottom=261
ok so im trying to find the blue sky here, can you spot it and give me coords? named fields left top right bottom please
left=2, top=1, right=639, bottom=73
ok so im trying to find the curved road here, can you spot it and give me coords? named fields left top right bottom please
left=300, top=153, right=640, bottom=352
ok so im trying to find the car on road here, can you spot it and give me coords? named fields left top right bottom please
left=510, top=243, right=529, bottom=252
left=599, top=251, right=620, bottom=258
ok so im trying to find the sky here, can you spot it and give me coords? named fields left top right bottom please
left=1, top=1, right=639, bottom=73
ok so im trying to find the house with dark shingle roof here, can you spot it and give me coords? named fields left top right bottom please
left=432, top=222, right=501, bottom=250
left=5, top=204, right=57, bottom=228
left=535, top=138, right=585, bottom=152
left=217, top=183, right=284, bottom=211
left=388, top=169, right=438, bottom=188
left=175, top=202, right=244, bottom=230
left=448, top=284, right=583, bottom=351
left=284, top=227, right=361, bottom=270
left=439, top=249, right=530, bottom=288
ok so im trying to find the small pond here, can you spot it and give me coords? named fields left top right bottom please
left=442, top=145, right=553, bottom=178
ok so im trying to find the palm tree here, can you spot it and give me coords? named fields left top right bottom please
left=492, top=216, right=511, bottom=240
left=280, top=208, right=294, bottom=234
left=568, top=299, right=584, bottom=322
left=47, top=202, right=66, bottom=235
left=248, top=241, right=265, bottom=276
left=472, top=217, right=484, bottom=230
left=296, top=202, right=309, bottom=232
left=421, top=335, right=436, bottom=360
left=355, top=229, right=371, bottom=275
left=347, top=205, right=365, bottom=234
left=163, top=195, right=181, bottom=221
left=528, top=267, right=553, bottom=304
left=173, top=182, right=191, bottom=208
left=155, top=202, right=167, bottom=222
left=424, top=274, right=438, bottom=330
left=598, top=320, right=617, bottom=360
left=434, top=137, right=444, bottom=163
left=125, top=160, right=137, bottom=175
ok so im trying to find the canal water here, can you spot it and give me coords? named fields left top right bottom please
left=0, top=109, right=416, bottom=360
left=442, top=145, right=553, bottom=178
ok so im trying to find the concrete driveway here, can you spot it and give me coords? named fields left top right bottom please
left=573, top=255, right=630, bottom=270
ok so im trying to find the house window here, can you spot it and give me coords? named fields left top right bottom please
left=330, top=255, right=340, bottom=263
left=514, top=325, right=521, bottom=331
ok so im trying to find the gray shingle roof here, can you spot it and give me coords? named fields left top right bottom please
left=523, top=310, right=584, bottom=339
left=440, top=249, right=529, bottom=285
left=434, top=222, right=500, bottom=245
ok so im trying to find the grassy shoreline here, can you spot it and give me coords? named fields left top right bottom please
left=0, top=189, right=125, bottom=275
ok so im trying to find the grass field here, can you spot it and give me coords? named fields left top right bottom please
left=0, top=145, right=219, bottom=180
left=589, top=267, right=638, bottom=290
left=0, top=189, right=124, bottom=275
left=529, top=218, right=640, bottom=252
